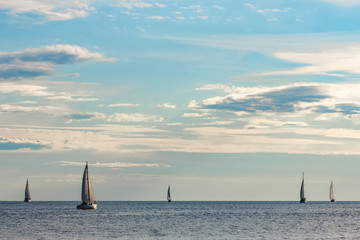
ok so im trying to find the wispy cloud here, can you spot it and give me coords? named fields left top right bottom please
left=46, top=161, right=170, bottom=168
left=0, top=136, right=50, bottom=150
left=107, top=113, right=164, bottom=122
left=107, top=103, right=140, bottom=107
left=154, top=2, right=166, bottom=8
left=258, top=9, right=281, bottom=14
left=180, top=5, right=201, bottom=10
left=0, top=82, right=51, bottom=96
left=157, top=103, right=176, bottom=109
left=115, top=2, right=153, bottom=9
left=0, top=104, right=67, bottom=115
left=2, top=123, right=360, bottom=154
left=261, top=44, right=360, bottom=76
left=66, top=112, right=106, bottom=123
left=182, top=112, right=209, bottom=118
left=0, top=0, right=90, bottom=21
left=243, top=3, right=256, bottom=9
left=320, top=0, right=360, bottom=6
left=0, top=81, right=100, bottom=102
left=191, top=83, right=360, bottom=118
left=148, top=16, right=165, bottom=20
left=0, top=45, right=115, bottom=79
left=212, top=5, right=225, bottom=10
left=266, top=18, right=278, bottom=22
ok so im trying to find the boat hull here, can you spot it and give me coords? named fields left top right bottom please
left=77, top=203, right=97, bottom=210
left=330, top=199, right=336, bottom=202
left=300, top=198, right=306, bottom=203
left=24, top=198, right=31, bottom=203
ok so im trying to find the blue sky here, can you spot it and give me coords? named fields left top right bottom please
left=1, top=0, right=360, bottom=201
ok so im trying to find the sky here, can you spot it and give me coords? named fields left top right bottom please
left=1, top=0, right=360, bottom=201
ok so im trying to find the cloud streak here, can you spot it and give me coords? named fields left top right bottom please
left=262, top=44, right=360, bottom=76
left=0, top=0, right=90, bottom=21
left=47, top=161, right=170, bottom=168
left=192, top=83, right=360, bottom=118
left=0, top=45, right=115, bottom=79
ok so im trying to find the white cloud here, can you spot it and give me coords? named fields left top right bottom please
left=180, top=5, right=201, bottom=10
left=107, top=103, right=140, bottom=107
left=136, top=25, right=146, bottom=32
left=191, top=82, right=360, bottom=121
left=154, top=2, right=166, bottom=8
left=157, top=103, right=176, bottom=109
left=149, top=16, right=165, bottom=20
left=0, top=0, right=90, bottom=21
left=212, top=5, right=225, bottom=10
left=0, top=44, right=115, bottom=63
left=198, top=16, right=208, bottom=20
left=266, top=18, right=278, bottom=22
left=0, top=136, right=50, bottom=146
left=0, top=45, right=115, bottom=79
left=116, top=2, right=153, bottom=9
left=195, top=84, right=241, bottom=93
left=107, top=113, right=164, bottom=122
left=262, top=44, right=360, bottom=76
left=201, top=121, right=234, bottom=126
left=320, top=0, right=360, bottom=6
left=0, top=104, right=66, bottom=115
left=0, top=81, right=100, bottom=103
left=182, top=112, right=209, bottom=118
left=3, top=123, right=360, bottom=154
left=246, top=118, right=308, bottom=127
left=243, top=3, right=256, bottom=9
left=0, top=82, right=51, bottom=96
left=47, top=161, right=170, bottom=168
left=258, top=9, right=281, bottom=14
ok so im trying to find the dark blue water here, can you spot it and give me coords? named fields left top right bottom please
left=1, top=201, right=360, bottom=239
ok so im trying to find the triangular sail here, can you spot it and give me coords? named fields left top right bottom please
left=167, top=185, right=171, bottom=201
left=300, top=173, right=305, bottom=199
left=24, top=179, right=31, bottom=201
left=81, top=162, right=96, bottom=204
left=330, top=181, right=334, bottom=200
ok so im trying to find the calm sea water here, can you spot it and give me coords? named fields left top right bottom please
left=1, top=201, right=360, bottom=239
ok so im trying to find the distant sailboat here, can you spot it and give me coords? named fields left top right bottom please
left=330, top=181, right=336, bottom=202
left=77, top=162, right=97, bottom=210
left=167, top=185, right=172, bottom=202
left=300, top=172, right=306, bottom=203
left=24, top=179, right=31, bottom=202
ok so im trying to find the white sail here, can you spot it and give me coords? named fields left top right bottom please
left=77, top=162, right=97, bottom=209
left=24, top=179, right=31, bottom=202
left=167, top=185, right=172, bottom=202
left=81, top=162, right=96, bottom=204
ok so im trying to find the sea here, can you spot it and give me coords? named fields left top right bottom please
left=1, top=201, right=359, bottom=239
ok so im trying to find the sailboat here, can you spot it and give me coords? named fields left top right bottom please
left=24, top=179, right=31, bottom=202
left=300, top=172, right=306, bottom=203
left=77, top=162, right=97, bottom=210
left=167, top=185, right=172, bottom=202
left=330, top=181, right=336, bottom=202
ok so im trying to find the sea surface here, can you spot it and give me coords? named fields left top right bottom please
left=1, top=201, right=360, bottom=239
